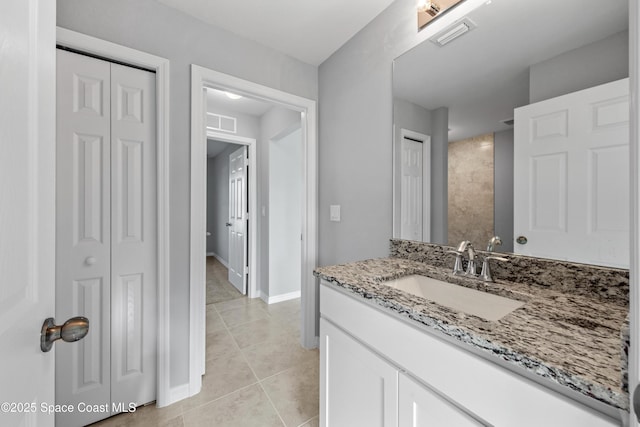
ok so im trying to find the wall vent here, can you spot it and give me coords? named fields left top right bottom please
left=206, top=112, right=237, bottom=133
left=429, top=18, right=476, bottom=47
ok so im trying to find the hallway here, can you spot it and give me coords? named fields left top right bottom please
left=91, top=256, right=319, bottom=427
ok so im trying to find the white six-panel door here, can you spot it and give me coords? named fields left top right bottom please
left=0, top=1, right=56, bottom=426
left=228, top=146, right=247, bottom=294
left=514, top=78, right=629, bottom=268
left=400, top=138, right=423, bottom=241
left=56, top=49, right=156, bottom=426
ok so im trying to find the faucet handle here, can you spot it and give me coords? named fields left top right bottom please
left=446, top=250, right=465, bottom=275
left=484, top=255, right=508, bottom=262
left=480, top=256, right=508, bottom=282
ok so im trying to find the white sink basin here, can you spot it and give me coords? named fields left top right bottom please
left=382, top=275, right=525, bottom=321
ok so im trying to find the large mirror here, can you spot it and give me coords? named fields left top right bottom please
left=392, top=0, right=629, bottom=268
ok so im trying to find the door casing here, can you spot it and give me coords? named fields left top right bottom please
left=190, top=65, right=319, bottom=399
left=55, top=27, right=172, bottom=408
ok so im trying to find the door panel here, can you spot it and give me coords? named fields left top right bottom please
left=514, top=78, right=629, bottom=267
left=110, top=62, right=157, bottom=408
left=228, top=146, right=247, bottom=293
left=0, top=1, right=56, bottom=425
left=56, top=51, right=157, bottom=426
left=400, top=138, right=423, bottom=241
left=56, top=49, right=112, bottom=427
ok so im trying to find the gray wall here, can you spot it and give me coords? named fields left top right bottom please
left=57, top=0, right=317, bottom=389
left=207, top=143, right=243, bottom=260
left=269, top=128, right=302, bottom=299
left=494, top=129, right=514, bottom=253
left=529, top=31, right=629, bottom=103
left=318, top=0, right=470, bottom=266
left=392, top=98, right=432, bottom=237
left=258, top=107, right=301, bottom=298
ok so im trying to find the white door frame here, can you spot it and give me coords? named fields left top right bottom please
left=55, top=28, right=172, bottom=407
left=190, top=65, right=318, bottom=394
left=206, top=131, right=257, bottom=298
left=393, top=128, right=431, bottom=242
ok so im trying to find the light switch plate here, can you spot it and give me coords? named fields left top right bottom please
left=330, top=205, right=341, bottom=222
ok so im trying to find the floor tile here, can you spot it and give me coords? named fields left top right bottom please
left=228, top=316, right=292, bottom=349
left=182, top=350, right=257, bottom=412
left=299, top=416, right=319, bottom=427
left=205, top=328, right=238, bottom=361
left=214, top=295, right=266, bottom=313
left=261, top=356, right=319, bottom=427
left=182, top=384, right=284, bottom=427
left=206, top=305, right=226, bottom=333
left=218, top=303, right=270, bottom=328
left=242, top=334, right=319, bottom=380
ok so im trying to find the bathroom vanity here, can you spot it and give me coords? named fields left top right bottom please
left=315, top=241, right=629, bottom=426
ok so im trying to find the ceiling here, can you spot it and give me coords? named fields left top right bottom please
left=393, top=0, right=629, bottom=142
left=155, top=0, right=397, bottom=65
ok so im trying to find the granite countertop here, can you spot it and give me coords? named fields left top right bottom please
left=314, top=257, right=629, bottom=411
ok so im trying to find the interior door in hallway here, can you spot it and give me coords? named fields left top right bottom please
left=228, top=146, right=247, bottom=294
left=56, top=49, right=157, bottom=426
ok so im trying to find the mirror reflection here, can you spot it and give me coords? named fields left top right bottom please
left=392, top=0, right=629, bottom=268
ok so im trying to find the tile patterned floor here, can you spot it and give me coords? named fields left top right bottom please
left=90, top=257, right=319, bottom=427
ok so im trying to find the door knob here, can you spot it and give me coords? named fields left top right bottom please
left=40, top=316, right=89, bottom=352
left=225, top=222, right=232, bottom=227
left=85, top=256, right=96, bottom=265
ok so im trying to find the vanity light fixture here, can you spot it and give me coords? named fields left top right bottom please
left=224, top=91, right=242, bottom=100
left=418, top=0, right=466, bottom=30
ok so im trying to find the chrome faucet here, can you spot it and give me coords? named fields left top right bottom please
left=486, top=236, right=503, bottom=252
left=448, top=240, right=478, bottom=276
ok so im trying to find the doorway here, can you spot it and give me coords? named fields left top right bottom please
left=206, top=136, right=250, bottom=300
left=190, top=65, right=318, bottom=393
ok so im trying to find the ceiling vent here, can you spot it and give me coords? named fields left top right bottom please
left=429, top=17, right=476, bottom=47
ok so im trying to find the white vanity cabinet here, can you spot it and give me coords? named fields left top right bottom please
left=398, top=372, right=483, bottom=426
left=321, top=319, right=398, bottom=427
left=319, top=281, right=621, bottom=427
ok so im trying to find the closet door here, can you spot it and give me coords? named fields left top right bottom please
left=110, top=62, right=157, bottom=406
left=56, top=50, right=157, bottom=426
left=56, top=49, right=112, bottom=427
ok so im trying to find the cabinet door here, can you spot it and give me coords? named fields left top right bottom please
left=320, top=318, right=398, bottom=427
left=399, top=372, right=484, bottom=427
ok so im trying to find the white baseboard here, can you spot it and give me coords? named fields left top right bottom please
left=164, top=383, right=191, bottom=407
left=207, top=252, right=229, bottom=268
left=267, top=290, right=301, bottom=305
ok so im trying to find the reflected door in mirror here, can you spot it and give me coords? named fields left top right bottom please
left=514, top=78, right=629, bottom=268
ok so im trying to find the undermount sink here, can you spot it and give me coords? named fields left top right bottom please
left=382, top=275, right=525, bottom=321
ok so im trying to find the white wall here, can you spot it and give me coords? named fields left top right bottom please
left=268, top=128, right=302, bottom=301
left=57, top=0, right=317, bottom=390
left=207, top=143, right=243, bottom=261
left=258, top=107, right=302, bottom=298
left=529, top=31, right=629, bottom=103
